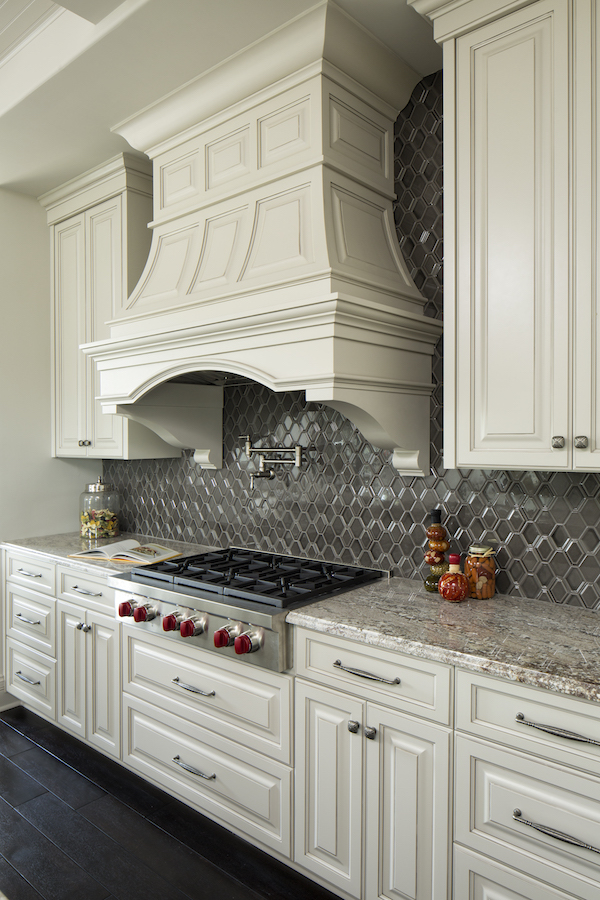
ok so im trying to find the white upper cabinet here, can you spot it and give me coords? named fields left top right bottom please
left=411, top=0, right=600, bottom=471
left=41, top=154, right=180, bottom=460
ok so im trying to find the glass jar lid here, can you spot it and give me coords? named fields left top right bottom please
left=84, top=477, right=115, bottom=493
left=468, top=544, right=494, bottom=556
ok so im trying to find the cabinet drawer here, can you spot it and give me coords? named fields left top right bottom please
left=295, top=628, right=452, bottom=724
left=454, top=846, right=581, bottom=900
left=6, top=638, right=55, bottom=719
left=456, top=735, right=600, bottom=900
left=57, top=566, right=113, bottom=612
left=456, top=669, right=600, bottom=777
left=6, top=551, right=55, bottom=594
left=123, top=696, right=291, bottom=857
left=6, top=585, right=55, bottom=656
left=123, top=630, right=291, bottom=763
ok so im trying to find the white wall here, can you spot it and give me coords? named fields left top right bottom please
left=0, top=187, right=100, bottom=541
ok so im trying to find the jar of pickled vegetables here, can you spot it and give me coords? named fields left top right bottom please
left=464, top=545, right=495, bottom=599
left=80, top=478, right=120, bottom=540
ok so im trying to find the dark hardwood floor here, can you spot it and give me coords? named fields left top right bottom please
left=0, top=706, right=338, bottom=900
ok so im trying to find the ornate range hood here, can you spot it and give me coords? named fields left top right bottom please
left=84, top=0, right=442, bottom=475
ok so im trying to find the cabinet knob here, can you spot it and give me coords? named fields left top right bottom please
left=551, top=436, right=565, bottom=449
left=347, top=720, right=360, bottom=734
left=78, top=439, right=92, bottom=447
left=364, top=726, right=377, bottom=740
left=575, top=435, right=589, bottom=449
left=81, top=624, right=92, bottom=633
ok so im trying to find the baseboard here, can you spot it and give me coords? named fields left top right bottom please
left=0, top=677, right=20, bottom=711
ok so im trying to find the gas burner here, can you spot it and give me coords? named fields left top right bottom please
left=130, top=548, right=383, bottom=608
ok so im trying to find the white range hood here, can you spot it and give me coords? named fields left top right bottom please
left=84, top=0, right=442, bottom=475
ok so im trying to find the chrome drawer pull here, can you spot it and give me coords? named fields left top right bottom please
left=72, top=586, right=102, bottom=597
left=515, top=712, right=600, bottom=746
left=15, top=613, right=41, bottom=626
left=333, top=659, right=401, bottom=685
left=172, top=676, right=215, bottom=697
left=513, top=809, right=600, bottom=854
left=17, top=569, right=42, bottom=578
left=15, top=671, right=40, bottom=686
left=172, top=755, right=216, bottom=780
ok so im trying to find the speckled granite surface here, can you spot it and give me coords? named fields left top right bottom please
left=5, top=534, right=600, bottom=702
left=287, top=577, right=600, bottom=703
left=1, top=532, right=212, bottom=577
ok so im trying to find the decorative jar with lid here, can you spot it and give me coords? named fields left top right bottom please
left=80, top=477, right=121, bottom=540
left=438, top=553, right=469, bottom=602
left=464, top=545, right=496, bottom=598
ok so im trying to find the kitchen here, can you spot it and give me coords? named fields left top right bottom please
left=2, top=1, right=600, bottom=899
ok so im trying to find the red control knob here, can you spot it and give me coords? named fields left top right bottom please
left=180, top=616, right=206, bottom=638
left=162, top=613, right=179, bottom=632
left=234, top=633, right=253, bottom=655
left=133, top=606, right=148, bottom=622
left=118, top=600, right=133, bottom=617
left=214, top=628, right=231, bottom=648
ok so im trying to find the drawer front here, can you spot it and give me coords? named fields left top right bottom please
left=456, top=735, right=600, bottom=900
left=6, top=552, right=55, bottom=594
left=6, top=585, right=55, bottom=656
left=7, top=638, right=55, bottom=719
left=123, top=630, right=291, bottom=763
left=296, top=628, right=452, bottom=724
left=454, top=846, right=581, bottom=900
left=57, top=566, right=113, bottom=613
left=456, top=669, right=600, bottom=777
left=123, top=696, right=291, bottom=856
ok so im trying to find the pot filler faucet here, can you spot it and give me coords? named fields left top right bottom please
left=240, top=435, right=305, bottom=489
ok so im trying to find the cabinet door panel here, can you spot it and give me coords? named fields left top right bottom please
left=54, top=215, right=86, bottom=456
left=294, top=679, right=364, bottom=898
left=453, top=0, right=570, bottom=469
left=86, top=611, right=120, bottom=758
left=56, top=601, right=86, bottom=737
left=365, top=704, right=451, bottom=900
left=86, top=198, right=124, bottom=457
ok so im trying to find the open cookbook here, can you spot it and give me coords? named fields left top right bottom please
left=69, top=539, right=181, bottom=564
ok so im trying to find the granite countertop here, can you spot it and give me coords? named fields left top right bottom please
left=287, top=576, right=600, bottom=703
left=4, top=534, right=600, bottom=702
left=1, top=532, right=213, bottom=577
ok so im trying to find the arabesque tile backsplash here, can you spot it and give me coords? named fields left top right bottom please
left=104, top=71, right=600, bottom=610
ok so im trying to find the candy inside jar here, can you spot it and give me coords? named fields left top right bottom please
left=464, top=545, right=496, bottom=599
left=80, top=478, right=121, bottom=540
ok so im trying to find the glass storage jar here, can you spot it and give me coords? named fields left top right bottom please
left=80, top=478, right=120, bottom=540
left=464, top=545, right=495, bottom=599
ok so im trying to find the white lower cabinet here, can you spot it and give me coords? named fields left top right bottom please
left=455, top=670, right=600, bottom=900
left=454, top=846, right=581, bottom=900
left=294, top=635, right=452, bottom=900
left=57, top=600, right=120, bottom=758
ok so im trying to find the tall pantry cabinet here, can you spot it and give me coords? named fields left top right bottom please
left=410, top=0, right=600, bottom=472
left=39, top=154, right=178, bottom=460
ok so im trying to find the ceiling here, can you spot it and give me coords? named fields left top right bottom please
left=0, top=0, right=441, bottom=197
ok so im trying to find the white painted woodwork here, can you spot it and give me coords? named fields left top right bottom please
left=57, top=565, right=114, bottom=614
left=412, top=0, right=600, bottom=473
left=41, top=153, right=180, bottom=460
left=83, top=7, right=443, bottom=476
left=294, top=679, right=364, bottom=897
left=6, top=550, right=55, bottom=594
left=454, top=846, right=580, bottom=900
left=122, top=629, right=292, bottom=763
left=364, top=704, right=451, bottom=900
left=456, top=669, right=600, bottom=777
left=6, top=636, right=55, bottom=719
left=6, top=585, right=55, bottom=656
left=56, top=600, right=86, bottom=737
left=85, top=609, right=120, bottom=757
left=452, top=0, right=570, bottom=469
left=296, top=629, right=453, bottom=725
left=123, top=694, right=292, bottom=857
left=455, top=734, right=600, bottom=900
left=56, top=599, right=120, bottom=757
